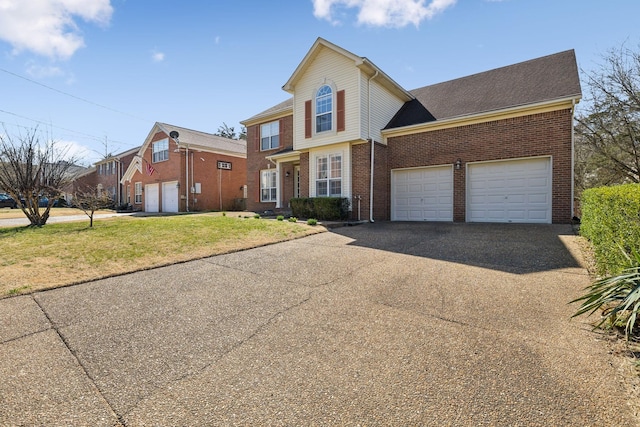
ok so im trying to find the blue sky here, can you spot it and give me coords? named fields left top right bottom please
left=0, top=0, right=638, bottom=165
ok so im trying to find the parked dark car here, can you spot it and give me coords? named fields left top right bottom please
left=38, top=197, right=59, bottom=207
left=0, top=193, right=17, bottom=209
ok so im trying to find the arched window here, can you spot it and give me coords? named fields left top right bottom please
left=315, top=85, right=333, bottom=133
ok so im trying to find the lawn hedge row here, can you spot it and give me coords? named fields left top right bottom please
left=580, top=183, right=640, bottom=275
left=290, top=197, right=350, bottom=221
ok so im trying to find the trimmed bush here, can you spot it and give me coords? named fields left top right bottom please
left=290, top=197, right=349, bottom=221
left=580, top=183, right=640, bottom=275
left=307, top=218, right=318, bottom=226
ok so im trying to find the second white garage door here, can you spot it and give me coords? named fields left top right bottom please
left=162, top=181, right=179, bottom=213
left=467, top=157, right=552, bottom=223
left=392, top=165, right=453, bottom=221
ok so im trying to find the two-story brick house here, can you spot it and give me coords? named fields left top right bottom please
left=242, top=38, right=582, bottom=223
left=121, top=122, right=247, bottom=213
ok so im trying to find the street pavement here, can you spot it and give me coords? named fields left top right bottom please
left=0, top=222, right=637, bottom=426
left=0, top=212, right=132, bottom=228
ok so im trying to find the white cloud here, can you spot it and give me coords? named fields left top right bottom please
left=151, top=50, right=165, bottom=62
left=0, top=0, right=113, bottom=60
left=313, top=0, right=456, bottom=27
left=25, top=61, right=64, bottom=79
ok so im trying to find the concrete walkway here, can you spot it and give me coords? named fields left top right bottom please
left=0, top=223, right=637, bottom=426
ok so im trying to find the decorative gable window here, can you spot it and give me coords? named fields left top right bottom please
left=260, top=121, right=280, bottom=151
left=316, top=85, right=333, bottom=133
left=315, top=154, right=342, bottom=197
left=152, top=138, right=169, bottom=163
left=260, top=169, right=277, bottom=202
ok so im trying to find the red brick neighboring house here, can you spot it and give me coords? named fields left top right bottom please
left=67, top=147, right=138, bottom=208
left=241, top=38, right=582, bottom=223
left=121, top=122, right=247, bottom=213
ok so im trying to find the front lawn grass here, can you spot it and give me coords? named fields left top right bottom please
left=0, top=213, right=323, bottom=296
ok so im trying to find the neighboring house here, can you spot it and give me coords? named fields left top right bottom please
left=67, top=147, right=138, bottom=207
left=241, top=38, right=582, bottom=224
left=121, top=122, right=247, bottom=213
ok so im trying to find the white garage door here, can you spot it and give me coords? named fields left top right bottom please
left=392, top=166, right=453, bottom=221
left=145, top=183, right=159, bottom=213
left=162, top=181, right=179, bottom=213
left=467, top=157, right=551, bottom=223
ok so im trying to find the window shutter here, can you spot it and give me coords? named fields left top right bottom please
left=337, top=90, right=345, bottom=132
left=304, top=100, right=312, bottom=138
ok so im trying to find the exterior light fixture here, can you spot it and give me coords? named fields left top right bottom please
left=286, top=171, right=290, bottom=177
left=455, top=158, right=462, bottom=170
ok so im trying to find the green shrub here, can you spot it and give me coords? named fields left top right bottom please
left=254, top=214, right=261, bottom=219
left=572, top=248, right=640, bottom=340
left=307, top=218, right=318, bottom=226
left=288, top=217, right=298, bottom=223
left=276, top=215, right=284, bottom=221
left=580, top=183, right=640, bottom=275
left=222, top=212, right=226, bottom=217
left=290, top=197, right=349, bottom=220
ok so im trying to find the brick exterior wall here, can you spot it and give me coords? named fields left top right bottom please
left=387, top=109, right=574, bottom=223
left=246, top=115, right=294, bottom=212
left=351, top=141, right=389, bottom=221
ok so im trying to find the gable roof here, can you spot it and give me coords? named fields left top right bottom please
left=282, top=37, right=413, bottom=102
left=386, top=49, right=582, bottom=129
left=241, top=98, right=293, bottom=126
left=155, top=122, right=246, bottom=156
left=121, top=122, right=247, bottom=183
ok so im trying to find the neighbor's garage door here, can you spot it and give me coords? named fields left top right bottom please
left=392, top=165, right=453, bottom=221
left=467, top=157, right=551, bottom=223
left=162, top=181, right=179, bottom=213
left=145, top=183, right=159, bottom=213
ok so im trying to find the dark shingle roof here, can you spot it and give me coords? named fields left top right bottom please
left=386, top=49, right=581, bottom=129
left=241, top=98, right=293, bottom=124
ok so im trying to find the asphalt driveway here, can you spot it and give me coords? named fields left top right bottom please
left=1, top=222, right=637, bottom=426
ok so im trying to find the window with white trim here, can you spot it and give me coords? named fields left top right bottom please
left=260, top=121, right=280, bottom=151
left=134, top=182, right=142, bottom=204
left=152, top=138, right=169, bottom=163
left=315, top=154, right=341, bottom=197
left=260, top=170, right=277, bottom=202
left=316, top=85, right=333, bottom=133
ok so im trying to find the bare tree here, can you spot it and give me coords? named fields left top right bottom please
left=575, top=42, right=640, bottom=191
left=71, top=185, right=113, bottom=227
left=0, top=128, right=80, bottom=226
left=215, top=123, right=246, bottom=140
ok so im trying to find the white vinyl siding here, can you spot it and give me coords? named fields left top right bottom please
left=293, top=48, right=360, bottom=151
left=360, top=77, right=406, bottom=145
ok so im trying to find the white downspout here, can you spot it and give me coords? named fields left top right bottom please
left=368, top=70, right=379, bottom=223
left=185, top=145, right=189, bottom=212
left=570, top=98, right=576, bottom=220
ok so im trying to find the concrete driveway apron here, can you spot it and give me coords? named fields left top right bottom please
left=0, top=222, right=636, bottom=426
